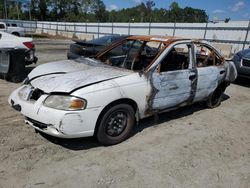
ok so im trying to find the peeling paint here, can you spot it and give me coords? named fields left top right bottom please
left=151, top=69, right=195, bottom=110
left=59, top=113, right=85, bottom=135
left=29, top=59, right=133, bottom=93
left=144, top=41, right=237, bottom=115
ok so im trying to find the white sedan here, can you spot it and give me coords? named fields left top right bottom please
left=9, top=35, right=237, bottom=145
left=0, top=31, right=37, bottom=65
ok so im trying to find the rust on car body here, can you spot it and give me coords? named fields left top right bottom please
left=8, top=35, right=237, bottom=145
left=94, top=35, right=237, bottom=117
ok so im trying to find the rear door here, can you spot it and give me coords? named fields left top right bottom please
left=150, top=42, right=197, bottom=111
left=193, top=43, right=225, bottom=102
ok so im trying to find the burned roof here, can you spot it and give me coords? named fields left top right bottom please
left=127, top=35, right=187, bottom=45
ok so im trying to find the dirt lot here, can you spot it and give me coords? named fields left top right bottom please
left=0, top=39, right=250, bottom=188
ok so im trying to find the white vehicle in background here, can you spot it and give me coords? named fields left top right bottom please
left=0, top=31, right=37, bottom=65
left=0, top=22, right=25, bottom=37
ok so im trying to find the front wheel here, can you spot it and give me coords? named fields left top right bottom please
left=96, top=104, right=135, bottom=145
left=206, top=86, right=223, bottom=108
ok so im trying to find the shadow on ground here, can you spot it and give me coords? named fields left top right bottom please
left=40, top=133, right=101, bottom=150
left=40, top=94, right=230, bottom=151
left=0, top=66, right=35, bottom=83
left=233, top=77, right=250, bottom=88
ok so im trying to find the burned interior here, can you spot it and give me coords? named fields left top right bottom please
left=97, top=38, right=166, bottom=71
left=194, top=43, right=223, bottom=67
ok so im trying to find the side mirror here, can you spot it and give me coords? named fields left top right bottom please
left=138, top=67, right=145, bottom=77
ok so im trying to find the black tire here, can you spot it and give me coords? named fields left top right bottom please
left=12, top=32, right=20, bottom=37
left=11, top=75, right=22, bottom=83
left=206, top=86, right=223, bottom=108
left=96, top=104, right=135, bottom=145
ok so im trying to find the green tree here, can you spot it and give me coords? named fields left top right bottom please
left=146, top=0, right=155, bottom=11
left=29, top=0, right=50, bottom=20
left=225, top=18, right=231, bottom=23
left=38, top=0, right=49, bottom=21
left=169, top=1, right=181, bottom=22
left=1, top=0, right=208, bottom=23
left=145, top=0, right=155, bottom=21
left=0, top=0, right=4, bottom=19
left=91, top=0, right=107, bottom=22
left=30, top=0, right=38, bottom=20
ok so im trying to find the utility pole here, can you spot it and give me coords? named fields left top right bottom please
left=16, top=3, right=20, bottom=20
left=29, top=0, right=31, bottom=21
left=4, top=0, right=8, bottom=19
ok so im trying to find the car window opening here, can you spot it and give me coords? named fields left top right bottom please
left=159, top=43, right=190, bottom=72
left=99, top=40, right=162, bottom=72
left=195, top=44, right=222, bottom=67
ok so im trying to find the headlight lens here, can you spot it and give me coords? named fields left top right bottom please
left=44, top=95, right=87, bottom=110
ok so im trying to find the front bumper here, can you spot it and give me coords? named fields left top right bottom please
left=234, top=60, right=250, bottom=79
left=9, top=85, right=103, bottom=138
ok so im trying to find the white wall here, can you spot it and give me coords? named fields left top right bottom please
left=3, top=19, right=250, bottom=52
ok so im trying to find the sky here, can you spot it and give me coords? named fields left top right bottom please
left=103, top=0, right=250, bottom=20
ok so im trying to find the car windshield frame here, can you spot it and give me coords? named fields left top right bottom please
left=95, top=38, right=167, bottom=72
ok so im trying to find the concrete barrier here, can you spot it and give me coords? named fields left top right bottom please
left=2, top=19, right=250, bottom=54
left=75, top=33, right=94, bottom=41
left=35, top=28, right=42, bottom=34
left=212, top=43, right=233, bottom=58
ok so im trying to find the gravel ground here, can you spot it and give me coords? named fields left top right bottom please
left=0, top=39, right=250, bottom=188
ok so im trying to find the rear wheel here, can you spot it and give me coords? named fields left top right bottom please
left=96, top=104, right=135, bottom=145
left=12, top=32, right=20, bottom=37
left=206, top=86, right=223, bottom=108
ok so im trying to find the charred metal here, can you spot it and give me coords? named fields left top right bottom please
left=8, top=35, right=238, bottom=145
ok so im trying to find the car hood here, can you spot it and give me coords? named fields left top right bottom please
left=28, top=58, right=132, bottom=93
left=236, top=49, right=250, bottom=59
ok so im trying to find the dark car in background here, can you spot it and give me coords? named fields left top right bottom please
left=232, top=48, right=250, bottom=78
left=67, top=35, right=128, bottom=59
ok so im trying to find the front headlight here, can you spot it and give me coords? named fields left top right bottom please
left=43, top=95, right=87, bottom=111
left=22, top=77, right=30, bottom=85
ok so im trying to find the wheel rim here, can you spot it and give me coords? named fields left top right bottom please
left=105, top=111, right=128, bottom=137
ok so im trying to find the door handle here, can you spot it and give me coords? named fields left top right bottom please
left=220, top=70, right=225, bottom=74
left=169, top=85, right=178, bottom=90
left=189, top=75, right=196, bottom=81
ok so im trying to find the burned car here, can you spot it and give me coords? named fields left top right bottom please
left=9, top=36, right=237, bottom=145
